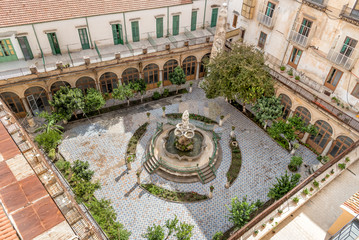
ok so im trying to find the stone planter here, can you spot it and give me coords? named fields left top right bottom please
left=126, top=162, right=132, bottom=170
left=230, top=130, right=235, bottom=138
left=189, top=87, right=192, bottom=93
left=162, top=112, right=166, bottom=118
left=225, top=181, right=230, bottom=189
left=137, top=176, right=141, bottom=184
left=231, top=141, right=238, bottom=147
left=208, top=191, right=213, bottom=199
left=219, top=119, right=223, bottom=126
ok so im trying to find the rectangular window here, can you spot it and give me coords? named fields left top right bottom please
left=211, top=8, right=219, bottom=27
left=112, top=24, right=124, bottom=45
left=47, top=32, right=61, bottom=55
left=258, top=32, right=267, bottom=49
left=191, top=11, right=197, bottom=31
left=0, top=39, right=18, bottom=62
left=17, top=36, right=33, bottom=60
left=232, top=14, right=238, bottom=28
left=156, top=18, right=163, bottom=38
left=78, top=28, right=90, bottom=49
left=351, top=83, right=359, bottom=99
left=340, top=37, right=357, bottom=57
left=131, top=21, right=140, bottom=42
left=288, top=47, right=302, bottom=68
left=298, top=18, right=312, bottom=37
left=265, top=2, right=276, bottom=18
left=324, top=67, right=343, bottom=91
left=173, top=15, right=180, bottom=36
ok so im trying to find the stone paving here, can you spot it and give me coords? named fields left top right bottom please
left=59, top=87, right=318, bottom=239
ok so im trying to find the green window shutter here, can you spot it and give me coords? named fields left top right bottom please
left=211, top=8, right=219, bottom=27
left=112, top=24, right=119, bottom=45
left=47, top=33, right=61, bottom=55
left=173, top=15, right=179, bottom=36
left=78, top=28, right=90, bottom=49
left=156, top=18, right=163, bottom=38
left=118, top=24, right=124, bottom=44
left=191, top=11, right=197, bottom=31
left=131, top=21, right=140, bottom=42
left=47, top=33, right=56, bottom=55
left=0, top=39, right=18, bottom=63
left=17, top=36, right=33, bottom=60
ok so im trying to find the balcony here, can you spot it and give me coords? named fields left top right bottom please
left=302, top=0, right=328, bottom=12
left=327, top=45, right=358, bottom=70
left=340, top=4, right=359, bottom=26
left=257, top=10, right=276, bottom=29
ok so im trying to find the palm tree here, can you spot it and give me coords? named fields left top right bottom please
left=35, top=112, right=64, bottom=133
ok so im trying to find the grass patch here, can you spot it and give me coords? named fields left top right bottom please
left=141, top=183, right=208, bottom=202
left=227, top=140, right=242, bottom=185
left=166, top=113, right=217, bottom=124
left=126, top=122, right=149, bottom=158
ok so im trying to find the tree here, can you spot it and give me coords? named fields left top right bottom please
left=71, top=160, right=94, bottom=181
left=36, top=111, right=64, bottom=133
left=170, top=66, right=186, bottom=94
left=226, top=196, right=259, bottom=228
left=83, top=88, right=105, bottom=113
left=175, top=222, right=194, bottom=240
left=34, top=129, right=62, bottom=153
left=129, top=79, right=147, bottom=102
left=143, top=225, right=165, bottom=240
left=212, top=231, right=223, bottom=240
left=201, top=44, right=275, bottom=111
left=288, top=155, right=303, bottom=172
left=112, top=84, right=134, bottom=106
left=267, top=171, right=301, bottom=200
left=253, top=96, right=283, bottom=129
left=50, top=86, right=85, bottom=119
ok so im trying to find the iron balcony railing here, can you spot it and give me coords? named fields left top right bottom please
left=340, top=4, right=359, bottom=26
left=257, top=7, right=276, bottom=28
left=327, top=45, right=358, bottom=70
left=329, top=214, right=359, bottom=240
left=302, top=0, right=328, bottom=11
left=289, top=21, right=312, bottom=48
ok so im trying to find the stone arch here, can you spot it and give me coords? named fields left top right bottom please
left=199, top=53, right=210, bottom=78
left=76, top=77, right=97, bottom=93
left=50, top=81, right=71, bottom=95
left=293, top=106, right=311, bottom=125
left=99, top=72, right=118, bottom=93
left=163, top=59, right=179, bottom=86
left=182, top=56, right=197, bottom=81
left=307, top=120, right=333, bottom=154
left=24, top=86, right=50, bottom=115
left=279, top=93, right=292, bottom=119
left=328, top=135, right=354, bottom=159
left=143, top=63, right=159, bottom=89
left=122, top=68, right=140, bottom=85
left=0, top=92, right=26, bottom=118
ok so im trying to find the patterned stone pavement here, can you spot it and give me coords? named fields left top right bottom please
left=59, top=87, right=318, bottom=239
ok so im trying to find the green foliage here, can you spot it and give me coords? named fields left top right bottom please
left=227, top=140, right=242, bottom=184
left=71, top=175, right=100, bottom=202
left=227, top=196, right=259, bottom=228
left=83, top=88, right=106, bottom=113
left=302, top=188, right=309, bottom=195
left=201, top=44, right=274, bottom=103
left=288, top=155, right=303, bottom=172
left=287, top=68, right=293, bottom=76
left=212, top=231, right=223, bottom=240
left=267, top=171, right=301, bottom=200
left=166, top=113, right=217, bottom=124
left=338, top=163, right=346, bottom=170
left=162, top=88, right=170, bottom=97
left=152, top=91, right=161, bottom=100
left=48, top=148, right=56, bottom=160
left=129, top=78, right=146, bottom=95
left=313, top=180, right=319, bottom=187
left=71, top=160, right=94, bottom=181
left=112, top=84, right=134, bottom=101
left=142, top=224, right=165, bottom=240
left=345, top=157, right=350, bottom=162
left=175, top=222, right=194, bottom=240
left=280, top=66, right=286, bottom=71
left=36, top=111, right=64, bottom=133
left=170, top=66, right=186, bottom=86
left=35, top=130, right=62, bottom=153
left=50, top=86, right=85, bottom=119
left=253, top=96, right=283, bottom=129
left=142, top=184, right=207, bottom=202
left=292, top=197, right=299, bottom=203
left=126, top=122, right=149, bottom=156
left=55, top=159, right=71, bottom=172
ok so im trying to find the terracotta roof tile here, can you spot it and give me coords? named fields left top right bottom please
left=0, top=204, right=18, bottom=240
left=0, top=0, right=193, bottom=27
left=344, top=191, right=359, bottom=215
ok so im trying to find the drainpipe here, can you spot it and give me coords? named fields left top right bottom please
left=85, top=17, right=94, bottom=48
left=203, top=0, right=208, bottom=29
left=123, top=12, right=129, bottom=44
left=167, top=6, right=170, bottom=37
left=31, top=24, right=46, bottom=71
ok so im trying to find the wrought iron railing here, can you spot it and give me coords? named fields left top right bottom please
left=302, top=0, right=328, bottom=11
left=329, top=214, right=359, bottom=240
left=257, top=10, right=276, bottom=28
left=327, top=45, right=357, bottom=70
left=289, top=21, right=312, bottom=48
left=340, top=4, right=359, bottom=26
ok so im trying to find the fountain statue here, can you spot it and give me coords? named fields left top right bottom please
left=174, top=110, right=196, bottom=151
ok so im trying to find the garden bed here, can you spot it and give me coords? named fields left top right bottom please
left=165, top=113, right=217, bottom=124
left=227, top=139, right=242, bottom=186
left=141, top=183, right=208, bottom=202
left=126, top=122, right=149, bottom=160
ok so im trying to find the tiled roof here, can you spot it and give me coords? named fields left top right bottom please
left=0, top=0, right=193, bottom=27
left=0, top=204, right=18, bottom=240
left=344, top=191, right=359, bottom=215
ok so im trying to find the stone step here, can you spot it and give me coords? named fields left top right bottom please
left=156, top=168, right=200, bottom=183
left=203, top=174, right=216, bottom=184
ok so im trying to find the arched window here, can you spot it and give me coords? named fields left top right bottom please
left=307, top=120, right=333, bottom=153
left=24, top=86, right=49, bottom=115
left=294, top=106, right=311, bottom=125
left=329, top=136, right=354, bottom=158
left=99, top=72, right=118, bottom=93
left=279, top=94, right=292, bottom=119
left=50, top=81, right=71, bottom=95
left=163, top=60, right=178, bottom=86
left=0, top=92, right=26, bottom=118
left=182, top=56, right=197, bottom=81
left=122, top=68, right=139, bottom=85
left=143, top=64, right=159, bottom=89
left=199, top=53, right=210, bottom=78
left=76, top=77, right=96, bottom=93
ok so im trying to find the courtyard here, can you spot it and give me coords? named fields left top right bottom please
left=59, top=86, right=318, bottom=239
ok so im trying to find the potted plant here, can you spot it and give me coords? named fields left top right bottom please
left=209, top=185, right=214, bottom=198
left=280, top=66, right=286, bottom=73
left=254, top=229, right=259, bottom=236
left=290, top=143, right=299, bottom=155
left=345, top=157, right=350, bottom=162
left=302, top=188, right=309, bottom=196
left=287, top=68, right=294, bottom=78
left=146, top=112, right=151, bottom=121
left=295, top=75, right=300, bottom=81
left=261, top=223, right=266, bottom=228
left=189, top=81, right=193, bottom=93
left=277, top=209, right=283, bottom=215
left=292, top=196, right=299, bottom=204
left=330, top=169, right=334, bottom=175
left=219, top=115, right=224, bottom=126
left=162, top=106, right=166, bottom=118
left=126, top=154, right=135, bottom=170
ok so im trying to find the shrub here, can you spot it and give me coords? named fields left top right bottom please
left=302, top=188, right=309, bottom=195
left=310, top=187, right=314, bottom=191
left=212, top=231, right=223, bottom=240
left=338, top=163, right=346, bottom=170
left=326, top=174, right=330, bottom=178
left=71, top=160, right=94, bottom=181
left=55, top=159, right=71, bottom=172
left=313, top=180, right=319, bottom=188
left=292, top=197, right=299, bottom=204
left=35, top=130, right=62, bottom=153
left=295, top=75, right=300, bottom=81
left=227, top=196, right=260, bottom=228
left=48, top=148, right=56, bottom=160
left=268, top=172, right=301, bottom=200
left=287, top=68, right=293, bottom=76
left=288, top=155, right=303, bottom=172
left=162, top=88, right=169, bottom=97
left=152, top=91, right=161, bottom=100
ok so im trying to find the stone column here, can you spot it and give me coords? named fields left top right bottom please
left=210, top=3, right=228, bottom=59
left=195, top=62, right=200, bottom=80
left=288, top=111, right=294, bottom=118
left=321, top=138, right=334, bottom=156
left=47, top=92, right=53, bottom=101
left=159, top=70, right=163, bottom=87
left=301, top=132, right=310, bottom=143
left=21, top=98, right=32, bottom=116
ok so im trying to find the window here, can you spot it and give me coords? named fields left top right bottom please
left=232, top=14, right=238, bottom=28
left=143, top=64, right=159, bottom=89
left=163, top=60, right=178, bottom=82
left=294, top=106, right=311, bottom=125
left=288, top=47, right=302, bottom=68
left=156, top=18, right=163, bottom=38
left=351, top=1, right=359, bottom=18
left=308, top=120, right=333, bottom=153
left=47, top=32, right=61, bottom=55
left=78, top=28, right=90, bottom=49
left=258, top=32, right=267, bottom=49
left=173, top=15, right=180, bottom=36
left=242, top=0, right=255, bottom=19
left=76, top=77, right=96, bottom=93
left=340, top=37, right=357, bottom=57
left=0, top=39, right=18, bottom=62
left=298, top=18, right=312, bottom=37
left=279, top=94, right=292, bottom=119
left=50, top=81, right=71, bottom=95
left=17, top=36, right=33, bottom=60
left=211, top=8, right=219, bottom=27
left=0, top=92, right=25, bottom=116
left=122, top=68, right=139, bottom=85
left=324, top=67, right=343, bottom=91
left=24, top=86, right=49, bottom=115
left=351, top=83, right=359, bottom=98
left=265, top=2, right=276, bottom=18
left=112, top=24, right=124, bottom=45
left=191, top=11, right=197, bottom=31
left=99, top=72, right=118, bottom=93
left=182, top=56, right=197, bottom=81
left=131, top=21, right=140, bottom=42
left=329, top=136, right=354, bottom=158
